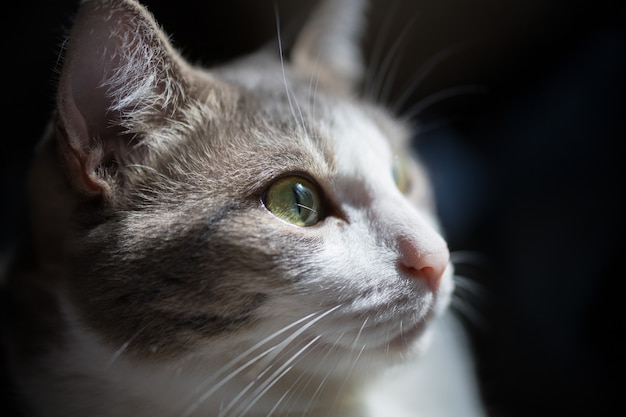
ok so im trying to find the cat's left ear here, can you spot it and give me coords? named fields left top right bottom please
left=291, top=0, right=367, bottom=95
left=55, top=0, right=190, bottom=199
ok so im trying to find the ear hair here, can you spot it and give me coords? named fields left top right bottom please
left=55, top=0, right=189, bottom=198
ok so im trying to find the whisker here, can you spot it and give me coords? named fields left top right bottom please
left=331, top=344, right=367, bottom=416
left=217, top=377, right=260, bottom=417
left=274, top=4, right=308, bottom=136
left=402, top=85, right=488, bottom=121
left=410, top=117, right=453, bottom=136
left=182, top=306, right=341, bottom=416
left=234, top=334, right=324, bottom=417
left=307, top=52, right=322, bottom=110
left=105, top=340, right=131, bottom=369
left=247, top=306, right=341, bottom=376
left=267, top=388, right=296, bottom=417
left=104, top=324, right=149, bottom=369
left=450, top=250, right=492, bottom=267
left=377, top=18, right=416, bottom=105
left=233, top=336, right=322, bottom=417
left=265, top=340, right=333, bottom=417
left=329, top=318, right=369, bottom=415
left=311, top=72, right=321, bottom=122
left=219, top=338, right=304, bottom=417
left=363, top=0, right=401, bottom=100
left=391, top=42, right=471, bottom=113
left=266, top=372, right=305, bottom=417
left=452, top=267, right=491, bottom=333
left=367, top=18, right=415, bottom=104
left=184, top=344, right=278, bottom=417
left=451, top=292, right=489, bottom=332
left=301, top=333, right=347, bottom=417
left=454, top=275, right=489, bottom=300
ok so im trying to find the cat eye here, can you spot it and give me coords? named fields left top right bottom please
left=392, top=155, right=411, bottom=193
left=264, top=176, right=322, bottom=227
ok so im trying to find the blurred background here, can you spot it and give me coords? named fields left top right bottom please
left=2, top=0, right=623, bottom=416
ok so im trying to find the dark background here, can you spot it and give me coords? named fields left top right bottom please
left=2, top=1, right=623, bottom=416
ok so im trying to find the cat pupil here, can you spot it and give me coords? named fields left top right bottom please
left=0, top=0, right=487, bottom=415
left=264, top=176, right=321, bottom=226
left=294, top=184, right=316, bottom=217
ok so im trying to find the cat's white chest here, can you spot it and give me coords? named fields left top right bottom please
left=361, top=317, right=484, bottom=417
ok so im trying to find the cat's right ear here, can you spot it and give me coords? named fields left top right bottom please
left=291, top=0, right=367, bottom=95
left=55, top=0, right=189, bottom=199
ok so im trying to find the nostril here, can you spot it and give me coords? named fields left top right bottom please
left=397, top=238, right=449, bottom=292
left=417, top=265, right=442, bottom=291
left=400, top=263, right=443, bottom=292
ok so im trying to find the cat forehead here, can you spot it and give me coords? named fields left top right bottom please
left=157, top=53, right=413, bottom=199
left=206, top=55, right=408, bottom=165
left=245, top=88, right=401, bottom=181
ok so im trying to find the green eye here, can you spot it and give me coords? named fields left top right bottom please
left=392, top=155, right=410, bottom=193
left=264, top=176, right=322, bottom=226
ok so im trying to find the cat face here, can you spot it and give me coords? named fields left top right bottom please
left=35, top=0, right=452, bottom=383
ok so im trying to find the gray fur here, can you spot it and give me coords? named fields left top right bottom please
left=2, top=1, right=486, bottom=416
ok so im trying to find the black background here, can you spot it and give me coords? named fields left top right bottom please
left=2, top=1, right=623, bottom=416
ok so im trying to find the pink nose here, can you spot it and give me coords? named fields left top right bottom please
left=397, top=237, right=449, bottom=291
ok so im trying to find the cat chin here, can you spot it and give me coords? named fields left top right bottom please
left=290, top=312, right=440, bottom=371
left=334, top=267, right=454, bottom=356
left=382, top=318, right=432, bottom=354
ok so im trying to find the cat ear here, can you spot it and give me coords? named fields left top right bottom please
left=291, top=0, right=367, bottom=95
left=56, top=0, right=188, bottom=198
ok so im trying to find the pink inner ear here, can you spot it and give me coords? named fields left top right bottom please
left=59, top=2, right=137, bottom=154
left=56, top=22, right=113, bottom=196
left=56, top=79, right=106, bottom=195
left=55, top=3, right=132, bottom=196
left=54, top=0, right=184, bottom=196
left=66, top=30, right=116, bottom=147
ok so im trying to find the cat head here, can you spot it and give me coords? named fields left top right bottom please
left=33, top=0, right=452, bottom=376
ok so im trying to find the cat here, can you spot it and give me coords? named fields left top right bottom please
left=1, top=0, right=486, bottom=416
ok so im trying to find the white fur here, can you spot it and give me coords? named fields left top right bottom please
left=12, top=105, right=474, bottom=415
left=6, top=1, right=487, bottom=416
left=14, top=285, right=479, bottom=417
